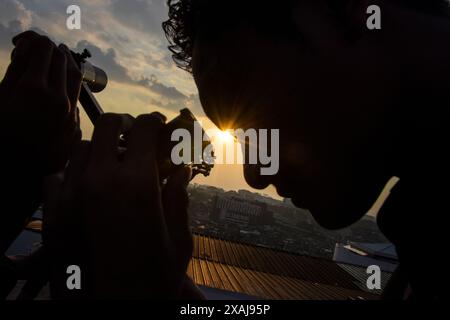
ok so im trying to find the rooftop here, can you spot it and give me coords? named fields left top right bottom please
left=188, top=234, right=387, bottom=300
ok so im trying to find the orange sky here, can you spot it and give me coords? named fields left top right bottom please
left=76, top=86, right=283, bottom=200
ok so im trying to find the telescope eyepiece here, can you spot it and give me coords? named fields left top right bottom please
left=71, top=48, right=108, bottom=93
left=80, top=49, right=92, bottom=61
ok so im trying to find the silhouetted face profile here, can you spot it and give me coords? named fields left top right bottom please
left=164, top=0, right=448, bottom=229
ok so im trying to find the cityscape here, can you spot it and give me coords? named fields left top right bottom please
left=187, top=184, right=388, bottom=260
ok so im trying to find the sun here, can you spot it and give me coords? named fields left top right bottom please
left=216, top=130, right=234, bottom=144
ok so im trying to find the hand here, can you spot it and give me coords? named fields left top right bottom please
left=43, top=113, right=194, bottom=299
left=0, top=30, right=82, bottom=175
left=0, top=31, right=82, bottom=253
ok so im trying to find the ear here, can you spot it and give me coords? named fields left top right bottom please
left=292, top=0, right=373, bottom=49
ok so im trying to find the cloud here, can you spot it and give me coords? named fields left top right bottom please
left=111, top=0, right=167, bottom=35
left=0, top=20, right=22, bottom=51
left=137, top=75, right=186, bottom=100
left=0, top=1, right=270, bottom=200
left=75, top=40, right=132, bottom=83
left=0, top=0, right=33, bottom=51
left=0, top=0, right=32, bottom=29
left=73, top=39, right=198, bottom=113
left=0, top=0, right=203, bottom=115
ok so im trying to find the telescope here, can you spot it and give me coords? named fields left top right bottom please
left=70, top=48, right=108, bottom=124
left=71, top=48, right=213, bottom=179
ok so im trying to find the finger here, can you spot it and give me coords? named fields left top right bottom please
left=0, top=38, right=31, bottom=93
left=90, top=113, right=134, bottom=167
left=21, top=35, right=55, bottom=85
left=162, top=166, right=193, bottom=257
left=124, top=112, right=166, bottom=165
left=59, top=44, right=82, bottom=113
left=48, top=46, right=67, bottom=94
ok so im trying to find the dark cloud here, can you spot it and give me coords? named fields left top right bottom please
left=147, top=91, right=203, bottom=115
left=137, top=76, right=186, bottom=100
left=148, top=97, right=182, bottom=111
left=75, top=40, right=132, bottom=83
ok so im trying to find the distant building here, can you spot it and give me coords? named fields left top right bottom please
left=211, top=196, right=273, bottom=227
left=270, top=205, right=312, bottom=229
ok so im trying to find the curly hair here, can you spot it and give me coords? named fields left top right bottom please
left=162, top=0, right=449, bottom=73
left=162, top=0, right=298, bottom=73
left=162, top=0, right=200, bottom=73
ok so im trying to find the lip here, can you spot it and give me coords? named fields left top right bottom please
left=291, top=196, right=308, bottom=209
left=273, top=177, right=313, bottom=210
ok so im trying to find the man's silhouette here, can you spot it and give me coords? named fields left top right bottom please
left=163, top=0, right=450, bottom=298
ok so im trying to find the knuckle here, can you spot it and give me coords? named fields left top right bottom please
left=96, top=113, right=134, bottom=132
left=12, top=30, right=39, bottom=45
left=149, top=111, right=167, bottom=123
left=37, top=35, right=55, bottom=50
left=100, top=112, right=121, bottom=122
left=96, top=112, right=121, bottom=127
left=136, top=113, right=166, bottom=127
left=121, top=113, right=135, bottom=128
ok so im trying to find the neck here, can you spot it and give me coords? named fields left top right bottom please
left=376, top=3, right=450, bottom=297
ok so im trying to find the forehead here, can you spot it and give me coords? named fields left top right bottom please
left=192, top=1, right=298, bottom=40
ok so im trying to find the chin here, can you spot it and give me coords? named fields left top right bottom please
left=292, top=195, right=369, bottom=230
